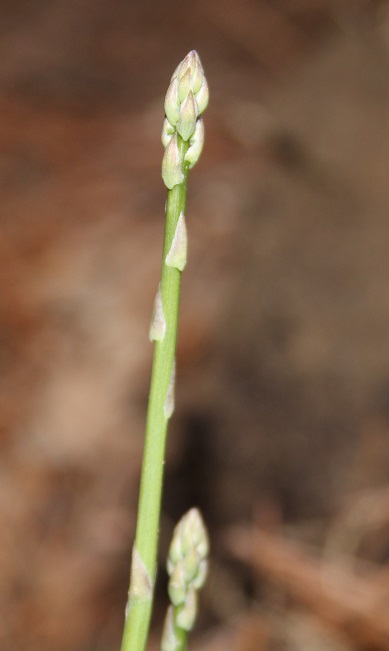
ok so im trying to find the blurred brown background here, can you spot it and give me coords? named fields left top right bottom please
left=1, top=1, right=389, bottom=650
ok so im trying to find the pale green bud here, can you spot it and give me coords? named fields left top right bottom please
left=162, top=133, right=184, bottom=189
left=180, top=508, right=203, bottom=555
left=167, top=509, right=209, bottom=587
left=165, top=51, right=208, bottom=133
left=149, top=283, right=166, bottom=342
left=194, top=526, right=209, bottom=560
left=182, top=546, right=200, bottom=583
left=175, top=51, right=208, bottom=114
left=187, top=52, right=203, bottom=94
left=181, top=509, right=209, bottom=558
left=176, top=586, right=198, bottom=631
left=167, top=556, right=176, bottom=578
left=171, top=51, right=192, bottom=82
left=165, top=509, right=209, bottom=638
left=184, top=118, right=204, bottom=169
left=164, top=361, right=176, bottom=419
left=167, top=532, right=183, bottom=574
left=189, top=509, right=209, bottom=559
left=165, top=212, right=187, bottom=271
left=161, top=606, right=178, bottom=651
left=162, top=117, right=175, bottom=148
left=195, top=76, right=209, bottom=116
left=164, top=77, right=180, bottom=128
left=129, top=546, right=153, bottom=604
left=168, top=562, right=187, bottom=606
left=176, top=91, right=198, bottom=141
left=174, top=51, right=203, bottom=94
left=173, top=520, right=189, bottom=558
left=192, top=558, right=208, bottom=590
left=178, top=69, right=192, bottom=104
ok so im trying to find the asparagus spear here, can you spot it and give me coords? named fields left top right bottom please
left=161, top=508, right=209, bottom=651
left=121, top=51, right=209, bottom=651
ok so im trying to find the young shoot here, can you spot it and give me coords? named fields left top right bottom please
left=120, top=51, right=209, bottom=651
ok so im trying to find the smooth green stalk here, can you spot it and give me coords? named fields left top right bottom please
left=121, top=51, right=208, bottom=651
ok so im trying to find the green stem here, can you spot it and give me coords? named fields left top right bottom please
left=121, top=137, right=189, bottom=651
left=174, top=629, right=187, bottom=651
left=171, top=612, right=187, bottom=651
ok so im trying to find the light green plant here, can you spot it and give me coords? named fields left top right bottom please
left=120, top=51, right=209, bottom=651
left=161, top=508, right=209, bottom=651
